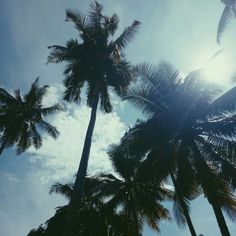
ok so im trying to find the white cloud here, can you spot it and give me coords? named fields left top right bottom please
left=0, top=85, right=127, bottom=236
left=28, top=85, right=126, bottom=182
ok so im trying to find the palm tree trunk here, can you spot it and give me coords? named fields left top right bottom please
left=63, top=91, right=100, bottom=236
left=211, top=202, right=230, bottom=236
left=169, top=170, right=197, bottom=236
left=191, top=142, right=231, bottom=236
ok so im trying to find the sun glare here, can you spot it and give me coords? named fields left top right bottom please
left=193, top=50, right=234, bottom=86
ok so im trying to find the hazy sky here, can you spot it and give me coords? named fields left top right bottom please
left=1, top=1, right=236, bottom=235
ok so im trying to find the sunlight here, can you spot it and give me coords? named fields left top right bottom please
left=193, top=50, right=234, bottom=86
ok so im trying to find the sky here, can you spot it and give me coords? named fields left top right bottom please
left=1, top=0, right=236, bottom=235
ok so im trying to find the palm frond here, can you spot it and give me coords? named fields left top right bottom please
left=221, top=160, right=236, bottom=189
left=207, top=87, right=236, bottom=116
left=88, top=1, right=103, bottom=30
left=125, top=62, right=182, bottom=117
left=47, top=45, right=71, bottom=64
left=16, top=123, right=31, bottom=154
left=14, top=89, right=23, bottom=102
left=217, top=4, right=233, bottom=43
left=41, top=103, right=64, bottom=116
left=65, top=9, right=89, bottom=40
left=103, top=14, right=119, bottom=36
left=0, top=88, right=15, bottom=105
left=38, top=120, right=59, bottom=139
left=24, top=78, right=49, bottom=106
left=30, top=124, right=42, bottom=150
left=86, top=81, right=97, bottom=108
left=63, top=75, right=84, bottom=102
left=125, top=85, right=161, bottom=116
left=200, top=117, right=236, bottom=139
left=99, top=82, right=112, bottom=113
left=113, top=20, right=140, bottom=49
left=50, top=182, right=73, bottom=200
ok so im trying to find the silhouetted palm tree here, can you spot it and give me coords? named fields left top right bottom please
left=97, top=145, right=171, bottom=235
left=28, top=178, right=123, bottom=236
left=122, top=62, right=236, bottom=236
left=28, top=149, right=171, bottom=236
left=217, top=0, right=236, bottom=43
left=47, top=2, right=139, bottom=235
left=0, top=78, right=62, bottom=154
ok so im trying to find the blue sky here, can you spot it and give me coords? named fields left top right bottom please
left=1, top=0, right=236, bottom=235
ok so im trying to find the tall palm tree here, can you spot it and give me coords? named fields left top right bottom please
left=0, top=78, right=62, bottom=154
left=28, top=149, right=171, bottom=236
left=97, top=145, right=171, bottom=235
left=217, top=0, right=236, bottom=43
left=47, top=2, right=140, bottom=235
left=122, top=62, right=236, bottom=235
left=28, top=178, right=123, bottom=236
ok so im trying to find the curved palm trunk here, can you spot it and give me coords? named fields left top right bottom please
left=169, top=170, right=197, bottom=236
left=63, top=91, right=100, bottom=236
left=191, top=142, right=230, bottom=236
left=211, top=201, right=230, bottom=236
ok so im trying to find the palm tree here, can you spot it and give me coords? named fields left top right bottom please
left=97, top=145, right=171, bottom=235
left=0, top=78, right=62, bottom=154
left=28, top=148, right=171, bottom=236
left=217, top=0, right=236, bottom=43
left=28, top=178, right=123, bottom=236
left=122, top=62, right=236, bottom=235
left=47, top=2, right=140, bottom=235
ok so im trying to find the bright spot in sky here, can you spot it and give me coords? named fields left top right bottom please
left=192, top=50, right=235, bottom=86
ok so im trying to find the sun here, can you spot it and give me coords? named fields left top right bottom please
left=192, top=50, right=234, bottom=86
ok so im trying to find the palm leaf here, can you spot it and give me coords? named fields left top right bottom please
left=41, top=103, right=64, bottom=116
left=24, top=78, right=49, bottom=106
left=99, top=82, right=112, bottom=113
left=65, top=9, right=90, bottom=40
left=16, top=123, right=31, bottom=154
left=217, top=4, right=233, bottom=43
left=63, top=75, right=85, bottom=102
left=112, top=20, right=140, bottom=49
left=103, top=14, right=119, bottom=36
left=206, top=87, right=236, bottom=116
left=14, top=89, right=23, bottom=102
left=0, top=88, right=15, bottom=104
left=50, top=183, right=73, bottom=200
left=38, top=120, right=59, bottom=139
left=88, top=1, right=103, bottom=32
left=47, top=45, right=71, bottom=64
left=30, top=124, right=42, bottom=149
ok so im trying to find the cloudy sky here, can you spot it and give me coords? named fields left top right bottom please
left=1, top=0, right=236, bottom=235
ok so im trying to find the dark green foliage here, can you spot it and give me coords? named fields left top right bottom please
left=0, top=78, right=63, bottom=154
left=28, top=178, right=123, bottom=236
left=122, top=61, right=236, bottom=233
left=28, top=149, right=171, bottom=236
left=48, top=1, right=140, bottom=111
left=47, top=3, right=140, bottom=235
left=97, top=149, right=171, bottom=235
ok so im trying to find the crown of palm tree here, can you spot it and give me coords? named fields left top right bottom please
left=47, top=1, right=140, bottom=112
left=0, top=78, right=63, bottom=154
left=96, top=146, right=172, bottom=235
left=121, top=62, right=236, bottom=229
left=28, top=148, right=171, bottom=236
left=28, top=177, right=126, bottom=236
